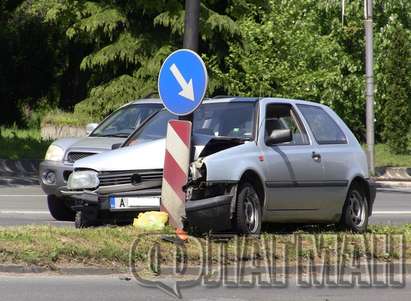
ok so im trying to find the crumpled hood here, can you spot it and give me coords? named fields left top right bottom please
left=69, top=136, right=125, bottom=150
left=74, top=139, right=167, bottom=172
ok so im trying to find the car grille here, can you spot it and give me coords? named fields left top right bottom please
left=98, top=169, right=163, bottom=187
left=67, top=152, right=96, bottom=163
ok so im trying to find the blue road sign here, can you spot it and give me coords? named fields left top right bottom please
left=158, top=49, right=208, bottom=116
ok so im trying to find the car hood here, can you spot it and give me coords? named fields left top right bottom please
left=68, top=136, right=125, bottom=151
left=73, top=135, right=247, bottom=172
left=74, top=139, right=166, bottom=172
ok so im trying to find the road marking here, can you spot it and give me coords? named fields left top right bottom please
left=373, top=211, right=411, bottom=215
left=0, top=195, right=45, bottom=197
left=0, top=210, right=49, bottom=215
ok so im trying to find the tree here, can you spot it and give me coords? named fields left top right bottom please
left=376, top=16, right=411, bottom=154
left=28, top=0, right=251, bottom=120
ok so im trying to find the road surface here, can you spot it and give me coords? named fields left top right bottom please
left=0, top=185, right=410, bottom=227
left=0, top=274, right=409, bottom=301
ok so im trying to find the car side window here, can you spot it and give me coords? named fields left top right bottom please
left=297, top=104, right=347, bottom=145
left=265, top=104, right=309, bottom=145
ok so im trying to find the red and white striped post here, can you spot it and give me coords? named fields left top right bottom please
left=160, top=120, right=192, bottom=232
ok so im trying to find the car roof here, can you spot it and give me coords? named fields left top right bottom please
left=202, top=97, right=324, bottom=107
left=127, top=96, right=325, bottom=109
left=129, top=98, right=162, bottom=105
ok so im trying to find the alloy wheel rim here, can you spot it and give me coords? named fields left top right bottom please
left=348, top=190, right=366, bottom=227
left=243, top=188, right=260, bottom=233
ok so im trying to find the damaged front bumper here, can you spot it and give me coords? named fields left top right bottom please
left=186, top=193, right=234, bottom=232
left=62, top=181, right=237, bottom=232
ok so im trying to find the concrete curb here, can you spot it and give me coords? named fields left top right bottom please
left=0, top=159, right=40, bottom=175
left=0, top=159, right=40, bottom=186
left=0, top=263, right=408, bottom=276
left=0, top=264, right=127, bottom=275
left=375, top=181, right=411, bottom=189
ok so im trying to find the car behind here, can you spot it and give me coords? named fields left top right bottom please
left=39, top=98, right=162, bottom=221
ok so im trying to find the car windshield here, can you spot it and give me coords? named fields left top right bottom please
left=124, top=102, right=255, bottom=146
left=91, top=103, right=162, bottom=138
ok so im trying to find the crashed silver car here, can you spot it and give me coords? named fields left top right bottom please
left=64, top=97, right=375, bottom=233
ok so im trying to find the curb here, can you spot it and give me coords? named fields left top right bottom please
left=0, top=159, right=40, bottom=186
left=375, top=181, right=411, bottom=189
left=0, top=159, right=40, bottom=175
left=0, top=264, right=127, bottom=275
left=0, top=263, right=408, bottom=276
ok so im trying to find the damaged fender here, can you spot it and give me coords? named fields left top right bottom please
left=185, top=138, right=265, bottom=232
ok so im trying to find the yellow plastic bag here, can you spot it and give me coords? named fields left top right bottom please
left=133, top=211, right=168, bottom=231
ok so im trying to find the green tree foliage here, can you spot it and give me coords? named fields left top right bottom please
left=1, top=0, right=410, bottom=146
left=376, top=16, right=411, bottom=154
left=211, top=0, right=411, bottom=141
left=26, top=0, right=251, bottom=119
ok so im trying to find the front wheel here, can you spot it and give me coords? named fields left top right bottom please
left=234, top=183, right=262, bottom=234
left=47, top=195, right=75, bottom=221
left=339, top=184, right=369, bottom=233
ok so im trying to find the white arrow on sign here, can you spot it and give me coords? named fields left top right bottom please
left=169, top=63, right=194, bottom=101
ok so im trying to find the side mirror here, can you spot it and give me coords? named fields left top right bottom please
left=111, top=143, right=122, bottom=150
left=265, top=129, right=292, bottom=145
left=86, top=123, right=99, bottom=135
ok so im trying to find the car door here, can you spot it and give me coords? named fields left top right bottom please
left=296, top=104, right=351, bottom=216
left=259, top=101, right=326, bottom=222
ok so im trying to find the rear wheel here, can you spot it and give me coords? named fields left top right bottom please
left=235, top=183, right=262, bottom=234
left=47, top=195, right=75, bottom=221
left=340, top=183, right=369, bottom=233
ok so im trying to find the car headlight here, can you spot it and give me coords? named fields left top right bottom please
left=67, top=170, right=99, bottom=190
left=45, top=145, right=65, bottom=161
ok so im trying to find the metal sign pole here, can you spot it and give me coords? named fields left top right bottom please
left=183, top=0, right=200, bottom=52
left=181, top=0, right=200, bottom=123
left=364, top=0, right=375, bottom=175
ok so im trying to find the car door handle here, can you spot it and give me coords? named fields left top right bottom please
left=312, top=151, right=321, bottom=162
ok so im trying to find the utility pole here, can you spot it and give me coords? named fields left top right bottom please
left=183, top=0, right=200, bottom=52
left=364, top=0, right=375, bottom=175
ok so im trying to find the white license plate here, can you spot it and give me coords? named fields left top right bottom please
left=109, top=196, right=160, bottom=209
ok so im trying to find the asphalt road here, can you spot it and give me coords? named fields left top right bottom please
left=0, top=274, right=410, bottom=301
left=0, top=185, right=410, bottom=227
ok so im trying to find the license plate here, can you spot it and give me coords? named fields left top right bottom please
left=109, top=196, right=160, bottom=209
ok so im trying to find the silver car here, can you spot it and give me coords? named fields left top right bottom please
left=39, top=98, right=162, bottom=221
left=65, top=97, right=375, bottom=233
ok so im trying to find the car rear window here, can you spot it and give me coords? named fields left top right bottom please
left=297, top=104, right=347, bottom=145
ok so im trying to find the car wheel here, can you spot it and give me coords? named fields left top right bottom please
left=47, top=195, right=75, bottom=221
left=235, top=183, right=262, bottom=235
left=340, top=183, right=369, bottom=233
left=74, top=210, right=91, bottom=228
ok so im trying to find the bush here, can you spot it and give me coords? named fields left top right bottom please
left=41, top=110, right=93, bottom=128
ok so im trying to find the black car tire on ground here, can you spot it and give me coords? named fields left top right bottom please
left=47, top=195, right=75, bottom=221
left=74, top=211, right=88, bottom=228
left=235, top=183, right=262, bottom=235
left=340, top=183, right=369, bottom=233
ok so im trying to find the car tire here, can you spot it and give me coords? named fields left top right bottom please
left=339, top=183, right=369, bottom=233
left=235, top=183, right=262, bottom=235
left=47, top=195, right=75, bottom=221
left=74, top=211, right=88, bottom=228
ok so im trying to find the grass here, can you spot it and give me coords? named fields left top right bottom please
left=375, top=143, right=411, bottom=168
left=0, top=224, right=409, bottom=270
left=42, top=110, right=93, bottom=127
left=0, top=127, right=51, bottom=160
